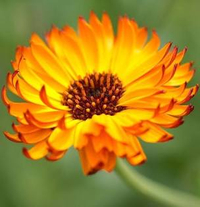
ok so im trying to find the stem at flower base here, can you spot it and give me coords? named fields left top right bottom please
left=115, top=159, right=200, bottom=207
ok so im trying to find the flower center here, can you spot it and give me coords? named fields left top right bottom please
left=62, top=73, right=126, bottom=120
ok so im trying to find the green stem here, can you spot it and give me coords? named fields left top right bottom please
left=115, top=159, right=200, bottom=207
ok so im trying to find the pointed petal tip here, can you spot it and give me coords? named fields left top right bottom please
left=12, top=122, right=17, bottom=132
left=1, top=86, right=7, bottom=105
left=30, top=32, right=39, bottom=43
left=159, top=134, right=174, bottom=142
left=152, top=29, right=159, bottom=37
left=3, top=131, right=21, bottom=143
left=12, top=70, right=19, bottom=78
left=188, top=104, right=194, bottom=113
left=184, top=46, right=188, bottom=53
left=39, top=85, right=57, bottom=109
left=18, top=133, right=28, bottom=144
left=1, top=86, right=12, bottom=114
left=45, top=150, right=67, bottom=161
left=90, top=10, right=96, bottom=16
left=190, top=61, right=194, bottom=67
left=102, top=10, right=108, bottom=15
left=78, top=16, right=86, bottom=22
left=22, top=147, right=32, bottom=159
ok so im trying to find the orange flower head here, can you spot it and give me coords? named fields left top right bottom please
left=2, top=12, right=198, bottom=175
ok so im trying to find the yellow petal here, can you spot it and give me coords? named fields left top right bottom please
left=78, top=17, right=99, bottom=73
left=48, top=127, right=74, bottom=151
left=16, top=79, right=44, bottom=105
left=39, top=85, right=66, bottom=110
left=30, top=33, right=72, bottom=85
left=22, top=47, right=67, bottom=92
left=93, top=114, right=129, bottom=143
left=111, top=17, right=136, bottom=74
left=89, top=11, right=112, bottom=73
left=23, top=141, right=49, bottom=160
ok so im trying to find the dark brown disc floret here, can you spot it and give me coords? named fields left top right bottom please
left=62, top=72, right=126, bottom=120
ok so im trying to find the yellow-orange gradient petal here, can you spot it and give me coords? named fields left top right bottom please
left=2, top=12, right=197, bottom=175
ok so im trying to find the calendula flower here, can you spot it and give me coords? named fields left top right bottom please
left=2, top=12, right=198, bottom=175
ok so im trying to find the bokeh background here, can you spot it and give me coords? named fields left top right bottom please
left=0, top=0, right=200, bottom=206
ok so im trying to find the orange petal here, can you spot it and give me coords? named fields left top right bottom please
left=125, top=64, right=165, bottom=90
left=47, top=26, right=87, bottom=78
left=78, top=17, right=99, bottom=73
left=27, top=109, right=65, bottom=123
left=2, top=87, right=55, bottom=118
left=102, top=152, right=116, bottom=172
left=127, top=139, right=147, bottom=165
left=4, top=131, right=21, bottom=143
left=19, top=129, right=52, bottom=144
left=6, top=73, right=18, bottom=95
left=18, top=58, right=63, bottom=101
left=123, top=42, right=171, bottom=86
left=24, top=110, right=58, bottom=128
left=177, top=85, right=198, bottom=104
left=46, top=150, right=66, bottom=161
left=91, top=131, right=114, bottom=152
left=139, top=121, right=173, bottom=143
left=93, top=114, right=129, bottom=143
left=119, top=88, right=165, bottom=106
left=22, top=47, right=67, bottom=92
left=12, top=123, right=40, bottom=134
left=16, top=79, right=44, bottom=105
left=89, top=11, right=112, bottom=72
left=102, top=12, right=114, bottom=48
left=136, top=27, right=148, bottom=49
left=151, top=114, right=183, bottom=128
left=167, top=70, right=195, bottom=86
left=168, top=104, right=194, bottom=116
left=127, top=151, right=147, bottom=165
left=11, top=46, right=24, bottom=70
left=30, top=33, right=72, bottom=84
left=79, top=140, right=115, bottom=175
left=111, top=17, right=136, bottom=74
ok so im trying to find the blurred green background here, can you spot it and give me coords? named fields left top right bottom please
left=0, top=0, right=199, bottom=206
